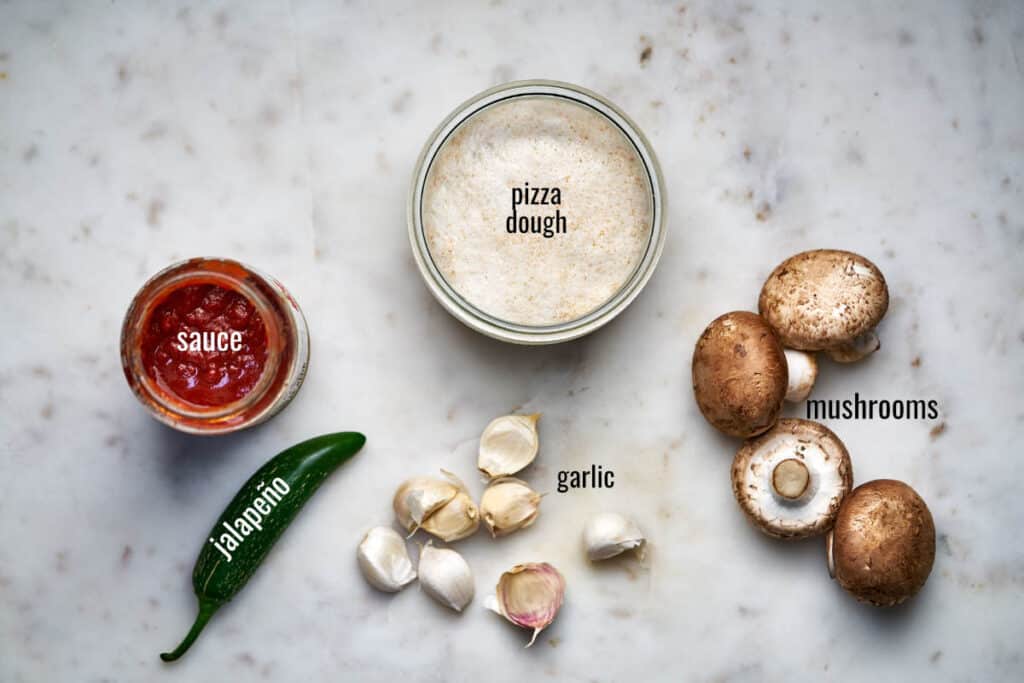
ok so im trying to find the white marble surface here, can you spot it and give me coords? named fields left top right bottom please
left=1, top=1, right=1022, bottom=681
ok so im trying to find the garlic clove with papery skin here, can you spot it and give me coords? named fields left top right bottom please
left=420, top=489, right=480, bottom=542
left=582, top=512, right=646, bottom=561
left=478, top=414, right=541, bottom=480
left=394, top=471, right=479, bottom=542
left=418, top=542, right=474, bottom=612
left=480, top=477, right=542, bottom=538
left=357, top=527, right=417, bottom=592
left=485, top=562, right=565, bottom=647
left=393, top=476, right=458, bottom=533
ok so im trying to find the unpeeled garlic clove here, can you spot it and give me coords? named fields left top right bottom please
left=480, top=477, right=542, bottom=538
left=420, top=489, right=480, bottom=542
left=582, top=512, right=646, bottom=561
left=478, top=414, right=540, bottom=480
left=394, top=471, right=480, bottom=542
left=357, top=527, right=417, bottom=592
left=485, top=562, right=565, bottom=647
left=418, top=542, right=474, bottom=612
left=393, top=476, right=458, bottom=533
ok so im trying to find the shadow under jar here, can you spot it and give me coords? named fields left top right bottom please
left=120, top=258, right=309, bottom=434
left=409, top=80, right=666, bottom=345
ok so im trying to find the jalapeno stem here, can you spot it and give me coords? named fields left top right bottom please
left=160, top=598, right=221, bottom=662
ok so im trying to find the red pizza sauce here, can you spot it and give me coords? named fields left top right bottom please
left=139, top=283, right=268, bottom=407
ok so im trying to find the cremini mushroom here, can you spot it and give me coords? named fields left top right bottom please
left=827, top=479, right=935, bottom=606
left=731, top=418, right=853, bottom=539
left=692, top=311, right=788, bottom=438
left=759, top=249, right=889, bottom=363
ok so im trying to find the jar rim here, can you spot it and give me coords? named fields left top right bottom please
left=408, top=79, right=667, bottom=345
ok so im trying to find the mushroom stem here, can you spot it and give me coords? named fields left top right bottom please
left=826, top=330, right=880, bottom=363
left=772, top=459, right=810, bottom=500
left=783, top=349, right=818, bottom=402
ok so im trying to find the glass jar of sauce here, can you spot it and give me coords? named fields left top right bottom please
left=120, top=258, right=309, bottom=434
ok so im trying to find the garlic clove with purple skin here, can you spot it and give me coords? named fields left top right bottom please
left=485, top=562, right=565, bottom=647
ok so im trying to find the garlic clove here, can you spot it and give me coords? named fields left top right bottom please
left=582, top=512, right=646, bottom=561
left=418, top=542, right=474, bottom=612
left=486, top=563, right=565, bottom=647
left=480, top=477, right=542, bottom=538
left=478, top=414, right=541, bottom=480
left=394, top=471, right=479, bottom=542
left=357, top=527, right=417, bottom=592
left=420, top=491, right=480, bottom=542
left=393, top=476, right=458, bottom=533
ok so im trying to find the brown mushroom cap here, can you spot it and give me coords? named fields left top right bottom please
left=732, top=418, right=853, bottom=539
left=828, top=479, right=935, bottom=606
left=758, top=249, right=889, bottom=353
left=692, top=311, right=788, bottom=438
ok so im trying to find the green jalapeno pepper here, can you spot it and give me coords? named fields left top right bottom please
left=160, top=431, right=366, bottom=662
